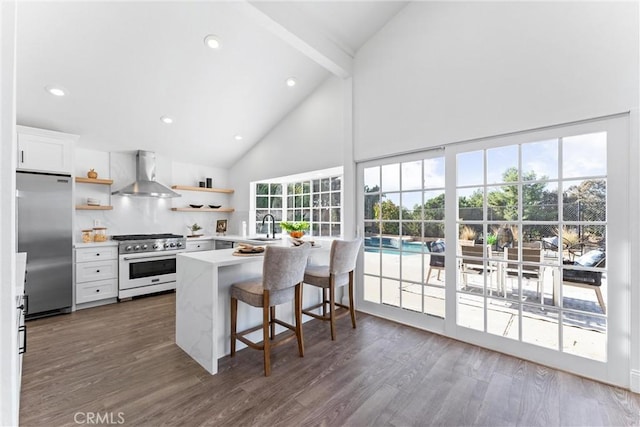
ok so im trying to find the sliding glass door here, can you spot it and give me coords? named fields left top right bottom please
left=357, top=116, right=630, bottom=386
left=362, top=152, right=446, bottom=326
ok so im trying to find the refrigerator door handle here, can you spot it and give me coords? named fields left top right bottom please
left=18, top=325, right=27, bottom=354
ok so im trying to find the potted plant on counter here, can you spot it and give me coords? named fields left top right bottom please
left=280, top=221, right=309, bottom=239
left=187, top=223, right=203, bottom=237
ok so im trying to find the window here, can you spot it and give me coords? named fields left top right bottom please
left=253, top=168, right=342, bottom=237
left=255, top=183, right=283, bottom=234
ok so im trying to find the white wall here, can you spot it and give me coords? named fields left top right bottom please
left=352, top=0, right=639, bottom=389
left=228, top=76, right=345, bottom=233
left=74, top=147, right=231, bottom=239
left=354, top=1, right=639, bottom=161
left=0, top=1, right=18, bottom=424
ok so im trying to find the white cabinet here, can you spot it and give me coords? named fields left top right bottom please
left=75, top=246, right=117, bottom=262
left=75, top=245, right=118, bottom=307
left=16, top=125, right=77, bottom=174
left=186, top=239, right=215, bottom=252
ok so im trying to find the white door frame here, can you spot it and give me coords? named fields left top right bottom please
left=356, top=114, right=631, bottom=387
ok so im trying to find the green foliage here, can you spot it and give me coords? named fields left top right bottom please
left=365, top=166, right=605, bottom=243
left=486, top=234, right=497, bottom=245
left=189, top=223, right=202, bottom=232
left=280, top=221, right=310, bottom=232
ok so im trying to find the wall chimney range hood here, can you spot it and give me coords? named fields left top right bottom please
left=111, top=150, right=181, bottom=198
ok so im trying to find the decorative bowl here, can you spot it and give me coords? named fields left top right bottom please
left=189, top=204, right=203, bottom=208
left=208, top=204, right=221, bottom=209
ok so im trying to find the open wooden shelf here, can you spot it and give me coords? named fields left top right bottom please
left=76, top=205, right=113, bottom=210
left=171, top=185, right=234, bottom=194
left=171, top=207, right=235, bottom=213
left=75, top=177, right=114, bottom=185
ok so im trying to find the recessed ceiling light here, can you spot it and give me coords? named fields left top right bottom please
left=234, top=135, right=243, bottom=141
left=204, top=35, right=221, bottom=49
left=160, top=116, right=173, bottom=124
left=45, top=85, right=66, bottom=96
left=286, top=77, right=297, bottom=87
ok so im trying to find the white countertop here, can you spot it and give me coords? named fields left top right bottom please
left=187, top=234, right=297, bottom=246
left=73, top=241, right=119, bottom=248
left=178, top=247, right=264, bottom=267
left=179, top=238, right=329, bottom=267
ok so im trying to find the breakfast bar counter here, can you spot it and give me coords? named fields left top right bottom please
left=175, top=242, right=328, bottom=374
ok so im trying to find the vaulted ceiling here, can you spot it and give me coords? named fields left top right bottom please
left=16, top=1, right=407, bottom=168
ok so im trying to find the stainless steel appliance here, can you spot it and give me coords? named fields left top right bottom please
left=113, top=234, right=186, bottom=298
left=111, top=151, right=180, bottom=198
left=17, top=171, right=73, bottom=317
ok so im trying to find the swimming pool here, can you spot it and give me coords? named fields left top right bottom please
left=364, top=237, right=432, bottom=254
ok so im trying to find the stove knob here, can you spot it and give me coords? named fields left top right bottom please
left=164, top=243, right=170, bottom=249
left=153, top=244, right=160, bottom=249
left=142, top=244, right=148, bottom=250
left=134, top=245, right=140, bottom=251
left=176, top=242, right=183, bottom=248
left=169, top=242, right=176, bottom=248
left=125, top=245, right=133, bottom=252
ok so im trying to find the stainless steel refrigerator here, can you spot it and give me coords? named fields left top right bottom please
left=17, top=171, right=73, bottom=317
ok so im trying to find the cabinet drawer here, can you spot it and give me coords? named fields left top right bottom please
left=76, top=279, right=117, bottom=304
left=75, top=259, right=118, bottom=283
left=75, top=246, right=118, bottom=262
left=186, top=241, right=214, bottom=252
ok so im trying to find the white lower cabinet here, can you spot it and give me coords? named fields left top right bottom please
left=186, top=239, right=214, bottom=252
left=76, top=279, right=118, bottom=304
left=75, top=246, right=118, bottom=307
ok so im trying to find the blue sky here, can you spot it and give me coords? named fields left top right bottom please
left=365, top=131, right=606, bottom=199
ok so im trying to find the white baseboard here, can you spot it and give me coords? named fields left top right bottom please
left=630, top=370, right=640, bottom=394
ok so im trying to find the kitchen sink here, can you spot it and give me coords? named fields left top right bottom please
left=250, top=237, right=282, bottom=242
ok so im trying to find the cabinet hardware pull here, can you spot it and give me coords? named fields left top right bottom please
left=20, top=150, right=24, bottom=163
left=96, top=270, right=100, bottom=273
left=18, top=325, right=27, bottom=354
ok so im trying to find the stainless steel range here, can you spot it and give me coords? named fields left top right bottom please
left=112, top=233, right=186, bottom=299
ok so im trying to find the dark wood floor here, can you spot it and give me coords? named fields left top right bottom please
left=20, top=292, right=640, bottom=426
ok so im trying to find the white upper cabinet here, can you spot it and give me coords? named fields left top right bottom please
left=16, top=126, right=78, bottom=174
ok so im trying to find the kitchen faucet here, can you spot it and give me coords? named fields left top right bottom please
left=261, top=214, right=276, bottom=239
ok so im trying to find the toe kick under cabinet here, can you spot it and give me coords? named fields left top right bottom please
left=74, top=245, right=118, bottom=308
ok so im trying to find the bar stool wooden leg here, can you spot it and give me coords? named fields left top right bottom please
left=329, top=277, right=336, bottom=341
left=230, top=297, right=237, bottom=356
left=322, top=288, right=328, bottom=317
left=270, top=306, right=276, bottom=340
left=295, top=284, right=304, bottom=357
left=348, top=271, right=356, bottom=329
left=263, top=291, right=271, bottom=376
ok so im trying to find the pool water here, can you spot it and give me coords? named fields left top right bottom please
left=364, top=237, right=432, bottom=254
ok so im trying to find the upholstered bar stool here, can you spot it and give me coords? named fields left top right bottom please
left=302, top=238, right=362, bottom=340
left=230, top=243, right=311, bottom=376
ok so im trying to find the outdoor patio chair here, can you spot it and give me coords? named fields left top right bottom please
left=426, top=240, right=445, bottom=283
left=503, top=247, right=544, bottom=302
left=561, top=249, right=606, bottom=314
left=460, top=244, right=498, bottom=293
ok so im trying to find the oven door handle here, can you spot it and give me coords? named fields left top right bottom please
left=122, top=254, right=179, bottom=261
